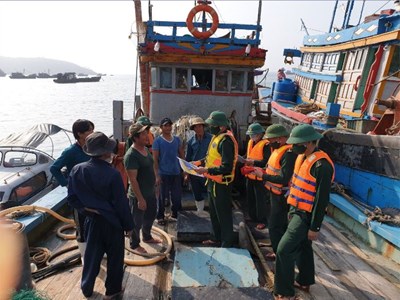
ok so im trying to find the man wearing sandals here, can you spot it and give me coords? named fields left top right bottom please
left=253, top=124, right=297, bottom=260
left=124, top=123, right=162, bottom=254
left=67, top=132, right=133, bottom=299
left=195, top=111, right=238, bottom=248
left=273, top=124, right=334, bottom=299
left=243, top=123, right=271, bottom=230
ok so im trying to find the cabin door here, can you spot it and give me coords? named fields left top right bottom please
left=336, top=47, right=368, bottom=113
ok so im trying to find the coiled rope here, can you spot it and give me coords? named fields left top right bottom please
left=0, top=205, right=173, bottom=266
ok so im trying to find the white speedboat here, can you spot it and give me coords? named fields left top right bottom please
left=0, top=124, right=71, bottom=209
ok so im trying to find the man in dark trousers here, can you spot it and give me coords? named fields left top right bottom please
left=243, top=122, right=271, bottom=229
left=273, top=124, right=334, bottom=300
left=195, top=111, right=238, bottom=248
left=253, top=124, right=297, bottom=260
left=124, top=123, right=161, bottom=254
left=68, top=132, right=134, bottom=299
left=185, top=116, right=212, bottom=212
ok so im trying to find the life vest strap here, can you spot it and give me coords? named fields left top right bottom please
left=293, top=173, right=317, bottom=187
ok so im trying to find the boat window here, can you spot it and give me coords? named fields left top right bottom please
left=192, top=69, right=212, bottom=90
left=176, top=68, right=188, bottom=90
left=389, top=45, right=400, bottom=76
left=3, top=151, right=37, bottom=168
left=215, top=70, right=228, bottom=92
left=231, top=71, right=244, bottom=92
left=151, top=67, right=157, bottom=88
left=9, top=171, right=47, bottom=204
left=247, top=72, right=254, bottom=91
left=38, top=154, right=51, bottom=164
left=160, top=67, right=172, bottom=89
left=0, top=152, right=2, bottom=165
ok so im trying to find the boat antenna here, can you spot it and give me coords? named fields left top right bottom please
left=300, top=18, right=310, bottom=36
left=328, top=0, right=339, bottom=33
left=257, top=0, right=262, bottom=30
left=148, top=0, right=152, bottom=21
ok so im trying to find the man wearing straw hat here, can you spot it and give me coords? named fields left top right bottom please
left=185, top=116, right=212, bottom=212
left=67, top=132, right=133, bottom=299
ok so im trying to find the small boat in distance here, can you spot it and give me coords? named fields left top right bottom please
left=53, top=72, right=101, bottom=84
left=9, top=72, right=37, bottom=79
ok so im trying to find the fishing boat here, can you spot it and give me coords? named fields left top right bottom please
left=0, top=124, right=72, bottom=209
left=2, top=2, right=400, bottom=300
left=9, top=72, right=37, bottom=79
left=262, top=0, right=400, bottom=262
left=53, top=72, right=101, bottom=84
left=128, top=0, right=267, bottom=151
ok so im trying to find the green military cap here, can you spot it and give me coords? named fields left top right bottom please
left=286, top=124, right=323, bottom=144
left=246, top=123, right=265, bottom=135
left=264, top=124, right=289, bottom=138
left=205, top=111, right=229, bottom=127
left=137, top=116, right=153, bottom=126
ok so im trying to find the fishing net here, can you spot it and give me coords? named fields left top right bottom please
left=12, top=289, right=50, bottom=300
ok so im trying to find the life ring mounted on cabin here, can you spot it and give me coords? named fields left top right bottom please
left=186, top=4, right=219, bottom=40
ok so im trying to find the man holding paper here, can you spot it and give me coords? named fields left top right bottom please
left=185, top=117, right=212, bottom=212
left=195, top=111, right=238, bottom=248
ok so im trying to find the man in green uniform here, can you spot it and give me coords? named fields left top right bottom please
left=244, top=123, right=271, bottom=229
left=273, top=124, right=334, bottom=300
left=195, top=111, right=238, bottom=248
left=253, top=124, right=297, bottom=260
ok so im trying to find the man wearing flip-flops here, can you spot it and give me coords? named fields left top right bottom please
left=124, top=123, right=162, bottom=254
left=195, top=111, right=238, bottom=248
left=273, top=124, right=335, bottom=300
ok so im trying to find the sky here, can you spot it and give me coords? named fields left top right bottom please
left=0, top=0, right=394, bottom=75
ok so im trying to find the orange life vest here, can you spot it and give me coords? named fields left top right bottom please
left=264, top=144, right=292, bottom=195
left=287, top=151, right=334, bottom=212
left=245, top=139, right=269, bottom=180
left=204, top=130, right=238, bottom=185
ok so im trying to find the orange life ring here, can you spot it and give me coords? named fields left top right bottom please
left=186, top=4, right=219, bottom=39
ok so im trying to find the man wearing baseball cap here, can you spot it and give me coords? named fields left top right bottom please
left=124, top=123, right=161, bottom=254
left=68, top=132, right=134, bottom=299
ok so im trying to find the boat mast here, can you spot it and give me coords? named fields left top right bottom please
left=134, top=0, right=150, bottom=116
left=342, top=0, right=355, bottom=30
left=328, top=0, right=339, bottom=33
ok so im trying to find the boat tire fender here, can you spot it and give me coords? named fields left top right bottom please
left=186, top=4, right=219, bottom=39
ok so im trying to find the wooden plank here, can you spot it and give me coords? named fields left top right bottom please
left=312, top=254, right=358, bottom=300
left=321, top=227, right=400, bottom=299
left=324, top=222, right=400, bottom=289
left=313, top=243, right=341, bottom=272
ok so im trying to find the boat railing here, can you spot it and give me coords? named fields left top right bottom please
left=145, top=21, right=261, bottom=46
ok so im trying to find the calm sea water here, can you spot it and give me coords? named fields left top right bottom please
left=0, top=72, right=278, bottom=157
left=0, top=75, right=136, bottom=157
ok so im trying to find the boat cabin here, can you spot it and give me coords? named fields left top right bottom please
left=136, top=1, right=267, bottom=148
left=283, top=9, right=400, bottom=129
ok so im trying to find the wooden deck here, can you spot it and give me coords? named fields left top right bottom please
left=32, top=203, right=400, bottom=300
